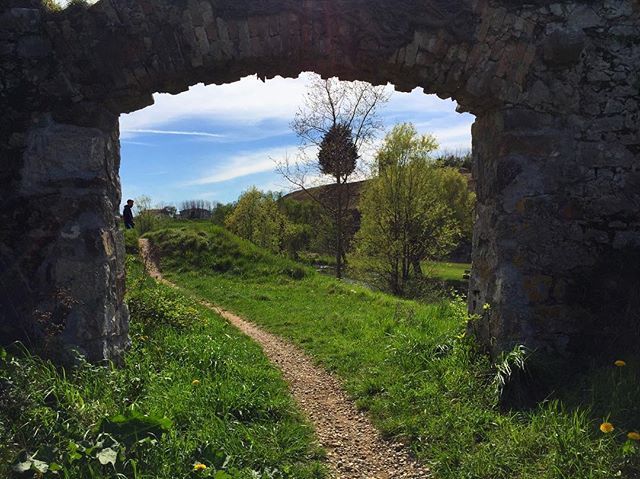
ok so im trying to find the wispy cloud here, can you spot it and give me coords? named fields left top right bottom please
left=121, top=140, right=157, bottom=147
left=122, top=128, right=225, bottom=138
left=184, top=146, right=296, bottom=186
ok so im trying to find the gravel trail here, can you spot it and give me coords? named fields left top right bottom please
left=138, top=238, right=431, bottom=478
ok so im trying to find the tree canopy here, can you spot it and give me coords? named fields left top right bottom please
left=355, top=123, right=474, bottom=295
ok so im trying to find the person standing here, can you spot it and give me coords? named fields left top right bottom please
left=123, top=199, right=135, bottom=229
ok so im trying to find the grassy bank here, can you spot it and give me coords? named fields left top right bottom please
left=423, top=261, right=470, bottom=282
left=0, top=257, right=325, bottom=479
left=146, top=223, right=640, bottom=479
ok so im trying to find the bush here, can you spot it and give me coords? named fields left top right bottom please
left=123, top=228, right=139, bottom=254
left=127, top=281, right=203, bottom=331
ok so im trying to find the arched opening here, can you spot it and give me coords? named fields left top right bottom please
left=118, top=73, right=473, bottom=210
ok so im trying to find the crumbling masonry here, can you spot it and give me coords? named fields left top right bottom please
left=1, top=0, right=638, bottom=366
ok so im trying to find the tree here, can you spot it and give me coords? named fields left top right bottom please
left=277, top=75, right=390, bottom=278
left=315, top=123, right=359, bottom=277
left=180, top=199, right=212, bottom=212
left=355, top=123, right=471, bottom=295
left=434, top=149, right=473, bottom=170
left=225, top=188, right=287, bottom=253
left=211, top=202, right=235, bottom=226
left=134, top=195, right=152, bottom=213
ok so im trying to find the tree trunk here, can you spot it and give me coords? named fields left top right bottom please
left=335, top=177, right=343, bottom=279
left=412, top=258, right=423, bottom=277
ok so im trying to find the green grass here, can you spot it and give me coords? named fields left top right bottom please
left=423, top=261, right=470, bottom=282
left=148, top=222, right=640, bottom=479
left=0, top=257, right=325, bottom=479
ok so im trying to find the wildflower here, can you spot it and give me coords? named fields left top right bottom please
left=614, top=360, right=627, bottom=367
left=482, top=303, right=491, bottom=311
left=628, top=432, right=640, bottom=441
left=193, top=462, right=207, bottom=471
left=600, top=422, right=614, bottom=434
left=192, top=379, right=200, bottom=386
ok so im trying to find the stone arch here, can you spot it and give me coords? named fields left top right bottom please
left=1, top=0, right=638, bottom=367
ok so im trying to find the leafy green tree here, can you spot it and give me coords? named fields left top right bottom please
left=225, top=188, right=284, bottom=252
left=355, top=123, right=470, bottom=295
left=431, top=166, right=476, bottom=248
left=211, top=202, right=235, bottom=226
left=224, top=188, right=310, bottom=259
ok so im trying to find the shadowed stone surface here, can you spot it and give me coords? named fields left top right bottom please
left=0, top=0, right=638, bottom=365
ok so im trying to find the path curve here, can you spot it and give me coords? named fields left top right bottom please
left=138, top=238, right=430, bottom=479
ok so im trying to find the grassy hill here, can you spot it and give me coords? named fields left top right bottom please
left=145, top=222, right=640, bottom=479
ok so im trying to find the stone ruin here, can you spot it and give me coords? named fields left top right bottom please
left=0, top=0, right=638, bottom=371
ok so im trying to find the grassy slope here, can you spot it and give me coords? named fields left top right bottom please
left=0, top=258, right=325, bottom=479
left=423, top=261, right=470, bottom=282
left=147, top=222, right=640, bottom=479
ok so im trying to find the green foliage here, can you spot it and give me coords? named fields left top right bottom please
left=211, top=202, right=235, bottom=226
left=225, top=188, right=289, bottom=253
left=135, top=211, right=168, bottom=236
left=434, top=149, right=473, bottom=170
left=124, top=228, right=140, bottom=254
left=41, top=0, right=63, bottom=11
left=354, top=123, right=467, bottom=295
left=157, top=220, right=639, bottom=479
left=0, top=258, right=325, bottom=478
left=144, top=222, right=307, bottom=280
left=99, top=410, right=172, bottom=448
left=127, top=277, right=203, bottom=331
left=429, top=165, right=476, bottom=242
left=42, top=0, right=90, bottom=11
left=492, top=344, right=528, bottom=400
left=317, top=123, right=358, bottom=180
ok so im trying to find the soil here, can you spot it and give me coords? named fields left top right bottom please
left=138, top=238, right=431, bottom=478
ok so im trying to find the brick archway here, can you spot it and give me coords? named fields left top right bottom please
left=1, top=0, right=638, bottom=365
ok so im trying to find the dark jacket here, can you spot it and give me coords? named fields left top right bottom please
left=123, top=205, right=134, bottom=226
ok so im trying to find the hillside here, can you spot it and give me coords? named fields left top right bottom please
left=281, top=169, right=474, bottom=207
left=282, top=179, right=369, bottom=211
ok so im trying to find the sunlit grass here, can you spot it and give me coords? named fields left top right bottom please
left=0, top=258, right=325, bottom=479
left=423, top=261, right=470, bottom=282
left=150, top=222, right=640, bottom=479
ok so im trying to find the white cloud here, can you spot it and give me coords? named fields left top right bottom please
left=412, top=119, right=473, bottom=152
left=120, top=73, right=473, bottom=148
left=386, top=88, right=463, bottom=116
left=185, top=146, right=296, bottom=186
left=121, top=128, right=225, bottom=138
left=120, top=74, right=316, bottom=132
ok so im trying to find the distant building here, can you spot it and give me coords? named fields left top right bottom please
left=146, top=206, right=176, bottom=218
left=180, top=208, right=212, bottom=220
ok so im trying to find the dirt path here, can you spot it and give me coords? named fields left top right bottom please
left=138, top=238, right=431, bottom=479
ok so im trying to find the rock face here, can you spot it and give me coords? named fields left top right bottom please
left=0, top=0, right=638, bottom=366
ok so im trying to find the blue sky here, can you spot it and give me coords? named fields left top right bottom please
left=119, top=72, right=474, bottom=208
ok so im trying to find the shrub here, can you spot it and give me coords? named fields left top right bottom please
left=127, top=284, right=203, bottom=331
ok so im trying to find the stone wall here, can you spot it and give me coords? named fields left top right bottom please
left=0, top=0, right=638, bottom=366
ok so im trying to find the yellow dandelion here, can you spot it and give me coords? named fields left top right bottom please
left=193, top=462, right=207, bottom=471
left=600, top=422, right=614, bottom=433
left=614, top=360, right=627, bottom=367
left=192, top=379, right=200, bottom=386
left=628, top=432, right=640, bottom=441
